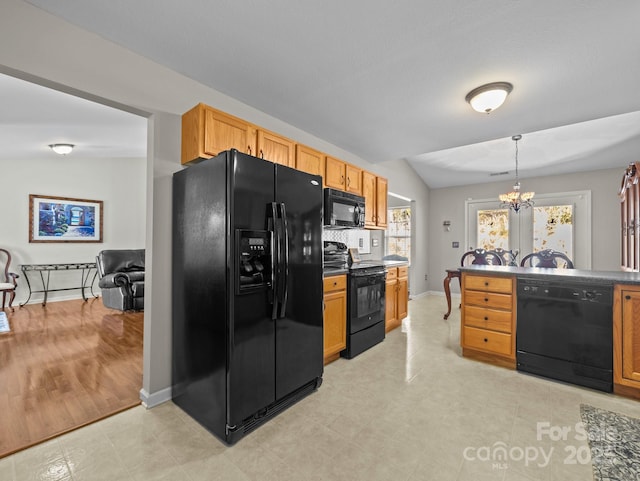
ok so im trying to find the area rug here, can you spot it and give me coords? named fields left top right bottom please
left=0, top=311, right=9, bottom=333
left=580, top=403, right=640, bottom=480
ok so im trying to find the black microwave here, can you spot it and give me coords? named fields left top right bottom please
left=324, top=188, right=365, bottom=228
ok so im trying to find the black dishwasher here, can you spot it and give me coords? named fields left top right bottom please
left=516, top=278, right=613, bottom=392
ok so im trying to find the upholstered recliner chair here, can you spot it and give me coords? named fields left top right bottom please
left=96, top=249, right=145, bottom=311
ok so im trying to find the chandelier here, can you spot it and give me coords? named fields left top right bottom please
left=499, top=134, right=534, bottom=212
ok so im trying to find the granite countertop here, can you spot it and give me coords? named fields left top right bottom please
left=458, top=264, right=640, bottom=286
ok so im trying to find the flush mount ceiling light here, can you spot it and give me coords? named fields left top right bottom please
left=499, top=134, right=534, bottom=213
left=49, top=143, right=75, bottom=155
left=465, top=82, right=513, bottom=114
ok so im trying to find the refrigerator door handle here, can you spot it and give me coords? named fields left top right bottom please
left=270, top=202, right=279, bottom=320
left=279, top=202, right=289, bottom=318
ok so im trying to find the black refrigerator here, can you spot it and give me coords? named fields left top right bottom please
left=172, top=149, right=324, bottom=445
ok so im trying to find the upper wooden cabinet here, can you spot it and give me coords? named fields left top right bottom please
left=325, top=157, right=362, bottom=195
left=256, top=129, right=295, bottom=167
left=363, top=171, right=388, bottom=229
left=345, top=164, right=362, bottom=195
left=376, top=177, right=388, bottom=228
left=181, top=103, right=388, bottom=199
left=296, top=144, right=325, bottom=179
left=181, top=103, right=255, bottom=164
left=325, top=156, right=346, bottom=191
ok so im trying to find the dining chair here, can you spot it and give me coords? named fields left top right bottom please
left=0, top=248, right=19, bottom=311
left=460, top=248, right=503, bottom=266
left=520, top=249, right=574, bottom=269
left=492, top=248, right=519, bottom=266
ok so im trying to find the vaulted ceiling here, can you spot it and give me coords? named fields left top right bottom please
left=14, top=1, right=640, bottom=187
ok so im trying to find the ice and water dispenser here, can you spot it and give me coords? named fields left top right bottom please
left=236, top=229, right=272, bottom=292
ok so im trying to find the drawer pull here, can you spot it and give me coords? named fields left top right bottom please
left=333, top=281, right=337, bottom=286
left=484, top=338, right=488, bottom=342
left=484, top=298, right=489, bottom=302
left=484, top=281, right=489, bottom=286
left=484, top=316, right=488, bottom=321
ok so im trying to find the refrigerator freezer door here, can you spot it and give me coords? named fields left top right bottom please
left=227, top=151, right=277, bottom=426
left=274, top=165, right=324, bottom=399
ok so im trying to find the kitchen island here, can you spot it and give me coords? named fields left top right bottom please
left=458, top=265, right=640, bottom=400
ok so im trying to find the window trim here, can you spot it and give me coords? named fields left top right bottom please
left=464, top=190, right=592, bottom=269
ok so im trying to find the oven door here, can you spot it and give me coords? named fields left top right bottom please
left=349, top=272, right=386, bottom=333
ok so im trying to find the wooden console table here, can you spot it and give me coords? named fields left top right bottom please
left=20, top=262, right=99, bottom=306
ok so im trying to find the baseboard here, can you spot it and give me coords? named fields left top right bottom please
left=19, top=293, right=101, bottom=305
left=139, top=386, right=172, bottom=408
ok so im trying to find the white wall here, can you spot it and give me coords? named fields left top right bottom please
left=428, top=166, right=622, bottom=293
left=2, top=155, right=146, bottom=304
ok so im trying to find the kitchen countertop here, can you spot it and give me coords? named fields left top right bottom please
left=459, top=264, right=640, bottom=286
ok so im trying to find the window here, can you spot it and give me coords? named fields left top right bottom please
left=466, top=191, right=590, bottom=268
left=386, top=207, right=411, bottom=261
left=532, top=205, right=573, bottom=259
left=477, top=209, right=509, bottom=251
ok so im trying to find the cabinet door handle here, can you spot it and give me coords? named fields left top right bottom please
left=626, top=295, right=631, bottom=300
left=341, top=175, right=345, bottom=185
left=247, top=145, right=252, bottom=156
left=260, top=149, right=264, bottom=159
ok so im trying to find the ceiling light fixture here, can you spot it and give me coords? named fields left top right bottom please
left=499, top=134, right=534, bottom=213
left=465, top=82, right=513, bottom=114
left=49, top=143, right=75, bottom=155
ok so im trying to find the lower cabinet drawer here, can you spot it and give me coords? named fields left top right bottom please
left=464, top=305, right=512, bottom=333
left=463, top=326, right=512, bottom=357
left=464, top=290, right=513, bottom=310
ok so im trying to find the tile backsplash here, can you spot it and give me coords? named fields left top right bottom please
left=322, top=229, right=384, bottom=259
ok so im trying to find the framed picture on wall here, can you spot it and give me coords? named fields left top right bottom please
left=29, top=194, right=103, bottom=243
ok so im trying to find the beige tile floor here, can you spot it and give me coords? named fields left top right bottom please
left=2, top=294, right=639, bottom=480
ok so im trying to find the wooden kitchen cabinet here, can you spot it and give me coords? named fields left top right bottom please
left=323, top=275, right=347, bottom=364
left=256, top=129, right=295, bottom=167
left=325, top=156, right=362, bottom=195
left=614, top=284, right=640, bottom=399
left=396, top=265, right=408, bottom=320
left=363, top=171, right=388, bottom=229
left=325, top=156, right=347, bottom=191
left=345, top=164, right=362, bottom=195
left=385, top=266, right=409, bottom=332
left=385, top=268, right=398, bottom=332
left=460, top=272, right=516, bottom=368
left=181, top=103, right=255, bottom=164
left=295, top=144, right=325, bottom=179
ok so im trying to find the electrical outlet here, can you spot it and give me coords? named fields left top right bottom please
left=424, top=274, right=428, bottom=281
left=452, top=241, right=459, bottom=248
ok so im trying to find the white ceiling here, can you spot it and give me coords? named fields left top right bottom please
left=15, top=1, right=640, bottom=187
left=0, top=73, right=146, bottom=161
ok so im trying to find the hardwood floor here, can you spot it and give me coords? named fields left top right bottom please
left=0, top=298, right=143, bottom=458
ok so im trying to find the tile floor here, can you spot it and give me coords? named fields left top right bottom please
left=2, top=294, right=639, bottom=480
